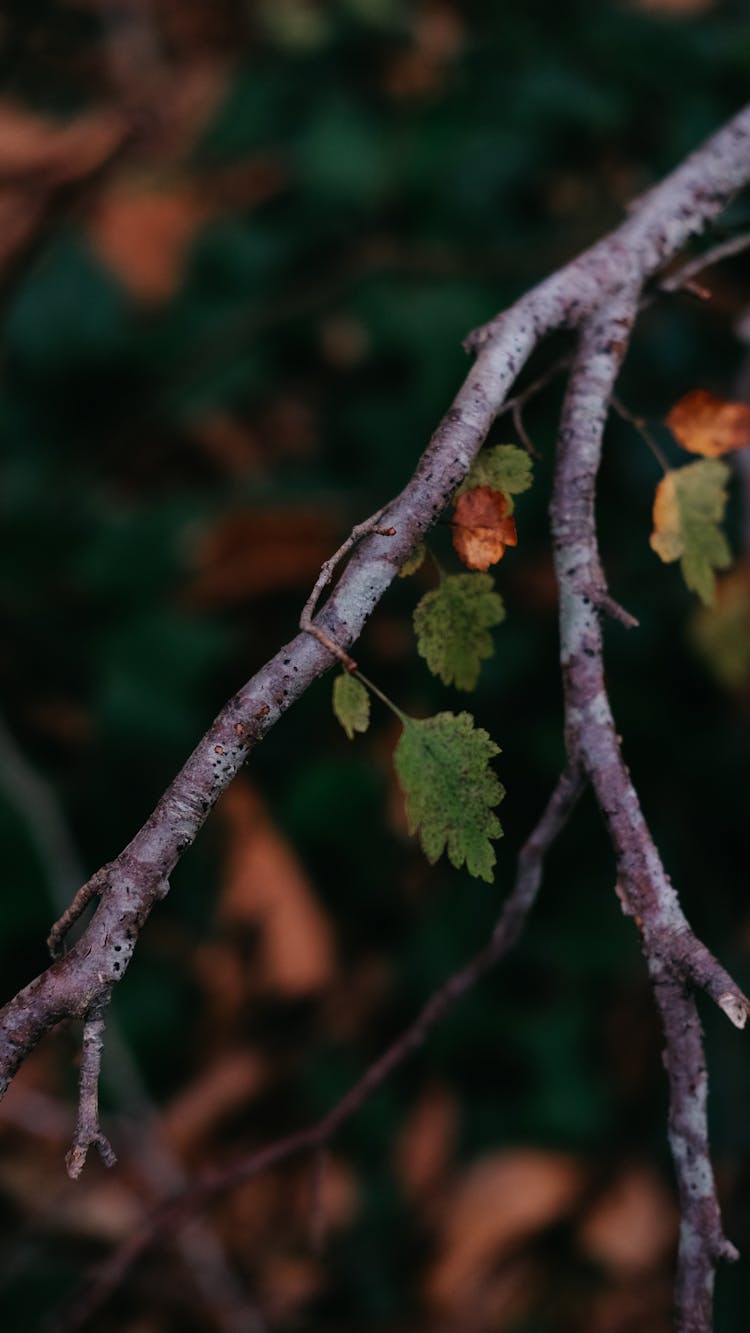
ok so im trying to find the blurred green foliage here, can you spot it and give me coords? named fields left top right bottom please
left=1, top=1, right=750, bottom=1330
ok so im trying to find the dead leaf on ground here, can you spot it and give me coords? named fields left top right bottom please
left=86, top=144, right=284, bottom=303
left=258, top=1254, right=324, bottom=1325
left=588, top=1274, right=675, bottom=1333
left=87, top=180, right=208, bottom=303
left=323, top=956, right=393, bottom=1042
left=452, top=486, right=518, bottom=570
left=193, top=938, right=254, bottom=1031
left=186, top=506, right=340, bottom=606
left=0, top=1155, right=142, bottom=1240
left=666, top=389, right=750, bottom=457
left=217, top=781, right=335, bottom=995
left=384, top=1, right=464, bottom=100
left=293, top=1153, right=360, bottom=1235
left=162, top=1048, right=268, bottom=1155
left=577, top=1165, right=677, bottom=1274
left=425, top=1149, right=583, bottom=1311
left=223, top=1170, right=287, bottom=1249
left=0, top=102, right=132, bottom=271
left=0, top=101, right=128, bottom=185
left=256, top=397, right=318, bottom=459
left=394, top=1084, right=458, bottom=1200
left=189, top=414, right=264, bottom=476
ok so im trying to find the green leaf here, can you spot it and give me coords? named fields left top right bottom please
left=650, top=459, right=732, bottom=605
left=333, top=672, right=370, bottom=739
left=398, top=542, right=426, bottom=578
left=394, top=711, right=504, bottom=882
left=413, top=572, right=505, bottom=690
left=456, top=444, right=533, bottom=512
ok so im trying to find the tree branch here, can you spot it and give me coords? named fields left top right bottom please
left=1, top=96, right=750, bottom=1332
left=65, top=1000, right=117, bottom=1179
left=550, top=296, right=746, bottom=1331
left=0, top=712, right=266, bottom=1331
left=47, top=767, right=583, bottom=1333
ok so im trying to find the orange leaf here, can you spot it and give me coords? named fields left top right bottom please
left=451, top=486, right=518, bottom=570
left=666, top=389, right=750, bottom=457
left=87, top=182, right=208, bottom=304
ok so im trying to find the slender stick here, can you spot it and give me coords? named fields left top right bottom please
left=47, top=768, right=584, bottom=1333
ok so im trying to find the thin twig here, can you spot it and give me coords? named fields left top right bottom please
left=300, top=511, right=396, bottom=669
left=660, top=230, right=750, bottom=294
left=502, top=352, right=573, bottom=413
left=511, top=400, right=538, bottom=456
left=47, top=867, right=110, bottom=958
left=493, top=351, right=573, bottom=454
left=611, top=393, right=670, bottom=473
left=47, top=768, right=584, bottom=1333
left=65, top=1002, right=117, bottom=1180
left=591, top=589, right=640, bottom=630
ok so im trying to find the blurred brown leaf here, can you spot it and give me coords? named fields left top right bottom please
left=189, top=414, right=264, bottom=476
left=87, top=150, right=286, bottom=304
left=258, top=1254, right=323, bottom=1325
left=217, top=781, right=336, bottom=995
left=425, top=1149, right=583, bottom=1311
left=319, top=313, right=370, bottom=369
left=87, top=179, right=207, bottom=302
left=0, top=1155, right=142, bottom=1240
left=0, top=100, right=128, bottom=185
left=193, top=938, right=254, bottom=1032
left=186, top=506, right=340, bottom=606
left=588, top=1274, right=674, bottom=1333
left=323, top=956, right=393, bottom=1042
left=384, top=1, right=464, bottom=101
left=578, top=1165, right=677, bottom=1274
left=0, top=101, right=132, bottom=272
left=162, top=1049, right=269, bottom=1155
left=295, top=1153, right=360, bottom=1236
left=394, top=1083, right=458, bottom=1200
left=256, top=396, right=318, bottom=460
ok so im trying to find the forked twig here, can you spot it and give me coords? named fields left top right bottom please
left=299, top=510, right=396, bottom=669
left=65, top=1001, right=117, bottom=1180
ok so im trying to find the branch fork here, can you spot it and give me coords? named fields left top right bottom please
left=65, top=1001, right=117, bottom=1181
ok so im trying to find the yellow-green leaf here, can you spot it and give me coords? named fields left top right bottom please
left=394, top=711, right=504, bottom=882
left=333, top=671, right=370, bottom=740
left=398, top=542, right=426, bottom=578
left=456, top=444, right=533, bottom=513
left=650, top=459, right=732, bottom=605
left=413, top=572, right=505, bottom=691
left=690, top=566, right=750, bottom=691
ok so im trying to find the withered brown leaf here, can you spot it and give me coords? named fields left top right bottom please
left=451, top=486, right=518, bottom=571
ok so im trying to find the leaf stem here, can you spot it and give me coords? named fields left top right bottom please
left=611, top=394, right=670, bottom=474
left=353, top=671, right=408, bottom=725
left=427, top=546, right=446, bottom=581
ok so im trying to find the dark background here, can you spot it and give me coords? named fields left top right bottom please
left=1, top=1, right=750, bottom=1330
